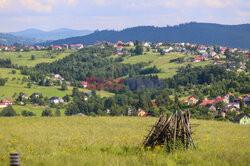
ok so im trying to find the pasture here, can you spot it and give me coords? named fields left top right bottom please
left=0, top=68, right=114, bottom=99
left=122, top=52, right=212, bottom=78
left=0, top=50, right=76, bottom=67
left=0, top=117, right=249, bottom=165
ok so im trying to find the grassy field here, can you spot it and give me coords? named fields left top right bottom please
left=0, top=68, right=114, bottom=99
left=0, top=50, right=76, bottom=67
left=0, top=117, right=249, bottom=165
left=122, top=52, right=212, bottom=78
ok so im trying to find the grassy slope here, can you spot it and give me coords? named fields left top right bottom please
left=0, top=50, right=76, bottom=67
left=0, top=117, right=249, bottom=165
left=122, top=52, right=211, bottom=78
left=0, top=68, right=114, bottom=98
left=0, top=68, right=114, bottom=115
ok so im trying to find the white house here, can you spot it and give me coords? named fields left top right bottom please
left=49, top=97, right=65, bottom=104
left=0, top=103, right=6, bottom=108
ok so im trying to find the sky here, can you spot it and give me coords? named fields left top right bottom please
left=0, top=0, right=250, bottom=32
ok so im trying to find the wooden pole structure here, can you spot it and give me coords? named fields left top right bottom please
left=10, top=152, right=20, bottom=166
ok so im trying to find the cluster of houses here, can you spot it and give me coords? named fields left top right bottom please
left=0, top=44, right=84, bottom=52
left=181, top=93, right=250, bottom=124
left=0, top=99, right=13, bottom=108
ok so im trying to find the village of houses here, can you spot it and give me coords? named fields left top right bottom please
left=1, top=40, right=249, bottom=72
left=0, top=41, right=249, bottom=124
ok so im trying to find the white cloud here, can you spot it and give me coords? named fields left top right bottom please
left=20, top=0, right=52, bottom=13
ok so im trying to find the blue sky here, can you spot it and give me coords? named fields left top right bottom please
left=0, top=0, right=250, bottom=32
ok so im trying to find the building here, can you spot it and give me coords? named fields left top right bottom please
left=1, top=99, right=13, bottom=105
left=188, top=96, right=198, bottom=104
left=193, top=57, right=206, bottom=62
left=0, top=103, right=7, bottom=108
left=81, top=81, right=88, bottom=88
left=137, top=109, right=148, bottom=117
left=70, top=44, right=83, bottom=49
left=20, top=93, right=29, bottom=100
left=52, top=46, right=62, bottom=50
left=116, top=46, right=123, bottom=53
left=233, top=113, right=250, bottom=124
left=49, top=97, right=65, bottom=104
left=61, top=44, right=69, bottom=49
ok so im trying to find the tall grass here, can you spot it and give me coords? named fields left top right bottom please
left=0, top=117, right=249, bottom=165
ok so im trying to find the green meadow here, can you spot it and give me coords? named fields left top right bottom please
left=122, top=52, right=211, bottom=78
left=0, top=50, right=76, bottom=67
left=0, top=117, right=249, bottom=165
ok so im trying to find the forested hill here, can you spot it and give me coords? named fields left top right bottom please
left=45, top=22, right=250, bottom=49
left=0, top=33, right=40, bottom=46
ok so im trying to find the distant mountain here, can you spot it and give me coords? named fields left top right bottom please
left=10, top=28, right=93, bottom=41
left=0, top=33, right=40, bottom=46
left=45, top=22, right=250, bottom=49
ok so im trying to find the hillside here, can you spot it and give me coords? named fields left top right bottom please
left=10, top=28, right=93, bottom=41
left=46, top=22, right=250, bottom=49
left=0, top=33, right=39, bottom=46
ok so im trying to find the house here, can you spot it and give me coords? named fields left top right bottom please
left=20, top=93, right=29, bottom=100
left=1, top=99, right=13, bottom=105
left=30, top=93, right=42, bottom=98
left=188, top=96, right=198, bottom=104
left=152, top=103, right=157, bottom=107
left=61, top=44, right=69, bottom=49
left=226, top=103, right=240, bottom=109
left=225, top=106, right=240, bottom=113
left=70, top=44, right=83, bottom=49
left=234, top=97, right=243, bottom=103
left=81, top=81, right=88, bottom=88
left=52, top=46, right=62, bottom=50
left=0, top=103, right=7, bottom=108
left=163, top=47, right=173, bottom=53
left=200, top=100, right=215, bottom=106
left=205, top=104, right=216, bottom=111
left=116, top=46, right=123, bottom=53
left=137, top=109, right=148, bottom=117
left=225, top=92, right=234, bottom=102
left=193, top=57, right=206, bottom=62
left=243, top=95, right=250, bottom=104
left=49, top=97, right=65, bottom=104
left=127, top=42, right=134, bottom=47
left=143, top=42, right=151, bottom=47
left=233, top=113, right=250, bottom=124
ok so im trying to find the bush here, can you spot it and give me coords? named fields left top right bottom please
left=0, top=105, right=17, bottom=116
left=54, top=109, right=61, bottom=116
left=42, top=109, right=53, bottom=117
left=21, top=110, right=36, bottom=116
left=11, top=70, right=16, bottom=74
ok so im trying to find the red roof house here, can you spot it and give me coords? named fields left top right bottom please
left=1, top=99, right=13, bottom=105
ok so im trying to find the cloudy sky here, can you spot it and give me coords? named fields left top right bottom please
left=0, top=0, right=250, bottom=32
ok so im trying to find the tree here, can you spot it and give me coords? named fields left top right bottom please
left=31, top=55, right=35, bottom=60
left=0, top=78, right=6, bottom=86
left=0, top=105, right=17, bottom=116
left=135, top=44, right=143, bottom=55
left=54, top=109, right=61, bottom=116
left=63, top=94, right=70, bottom=102
left=27, top=82, right=32, bottom=88
left=215, top=101, right=225, bottom=111
left=61, top=80, right=68, bottom=90
left=11, top=70, right=16, bottom=74
left=22, top=110, right=35, bottom=116
left=42, top=109, right=53, bottom=116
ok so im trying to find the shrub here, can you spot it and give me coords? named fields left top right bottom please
left=54, top=109, right=61, bottom=116
left=42, top=109, right=53, bottom=117
left=0, top=105, right=17, bottom=116
left=21, top=110, right=36, bottom=116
